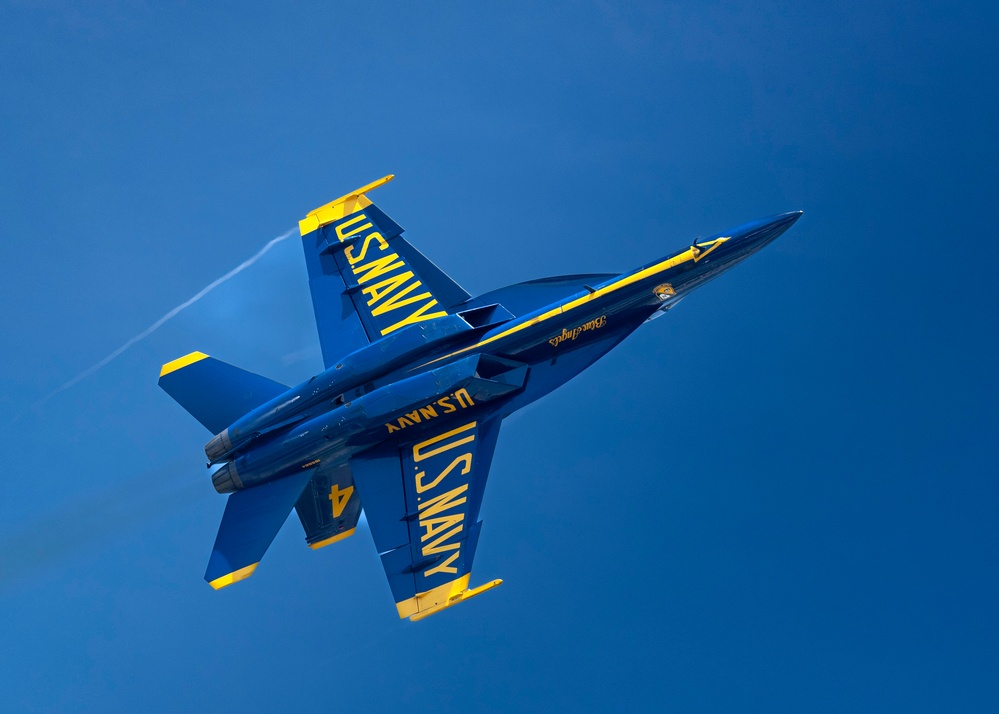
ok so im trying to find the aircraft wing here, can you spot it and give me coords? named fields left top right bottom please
left=350, top=417, right=503, bottom=621
left=299, top=176, right=471, bottom=368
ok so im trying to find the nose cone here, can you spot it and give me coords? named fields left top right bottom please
left=727, top=211, right=802, bottom=254
left=694, top=211, right=802, bottom=273
left=670, top=211, right=801, bottom=298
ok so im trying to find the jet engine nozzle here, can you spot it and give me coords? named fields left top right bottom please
left=212, top=461, right=243, bottom=494
left=205, top=429, right=233, bottom=463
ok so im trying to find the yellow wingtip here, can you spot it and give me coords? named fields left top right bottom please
left=307, top=528, right=356, bottom=550
left=396, top=575, right=503, bottom=622
left=159, top=351, right=209, bottom=378
left=299, top=174, right=396, bottom=236
left=208, top=563, right=258, bottom=590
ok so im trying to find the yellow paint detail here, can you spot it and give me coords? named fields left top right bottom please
left=396, top=576, right=504, bottom=622
left=422, top=237, right=730, bottom=368
left=424, top=551, right=461, bottom=577
left=328, top=483, right=354, bottom=518
left=416, top=453, right=472, bottom=494
left=335, top=214, right=374, bottom=242
left=548, top=315, right=607, bottom=348
left=384, top=391, right=473, bottom=434
left=693, top=236, right=729, bottom=262
left=353, top=253, right=406, bottom=285
left=420, top=513, right=465, bottom=542
left=159, top=351, right=209, bottom=377
left=208, top=563, right=258, bottom=590
left=298, top=175, right=395, bottom=236
left=396, top=573, right=469, bottom=619
left=362, top=271, right=414, bottom=306
left=370, top=280, right=432, bottom=317
left=412, top=421, right=477, bottom=461
left=420, top=523, right=463, bottom=556
left=307, top=528, right=356, bottom=550
left=417, top=484, right=468, bottom=521
left=379, top=300, right=448, bottom=335
left=345, top=231, right=388, bottom=264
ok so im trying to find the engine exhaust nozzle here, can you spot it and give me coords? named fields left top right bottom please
left=211, top=461, right=243, bottom=494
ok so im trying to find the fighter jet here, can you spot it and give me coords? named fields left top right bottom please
left=159, top=175, right=801, bottom=621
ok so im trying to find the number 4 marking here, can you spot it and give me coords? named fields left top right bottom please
left=328, top=484, right=354, bottom=518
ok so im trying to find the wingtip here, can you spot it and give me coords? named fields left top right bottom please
left=399, top=576, right=504, bottom=622
left=300, top=174, right=397, bottom=236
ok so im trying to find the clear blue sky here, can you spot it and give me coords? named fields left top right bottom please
left=1, top=2, right=996, bottom=712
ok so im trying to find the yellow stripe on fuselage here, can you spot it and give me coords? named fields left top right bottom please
left=423, top=238, right=728, bottom=367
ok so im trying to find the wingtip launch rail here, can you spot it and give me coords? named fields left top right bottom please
left=298, top=174, right=395, bottom=237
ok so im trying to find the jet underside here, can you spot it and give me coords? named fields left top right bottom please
left=158, top=175, right=801, bottom=620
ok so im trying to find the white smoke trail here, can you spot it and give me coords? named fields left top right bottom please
left=31, top=227, right=296, bottom=410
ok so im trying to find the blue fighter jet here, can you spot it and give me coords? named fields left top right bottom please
left=159, top=175, right=801, bottom=621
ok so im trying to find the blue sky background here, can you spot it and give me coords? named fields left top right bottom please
left=1, top=1, right=996, bottom=711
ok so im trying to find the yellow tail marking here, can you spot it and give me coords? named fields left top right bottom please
left=208, top=563, right=258, bottom=590
left=299, top=175, right=395, bottom=235
left=159, top=351, right=209, bottom=377
left=307, top=528, right=356, bottom=550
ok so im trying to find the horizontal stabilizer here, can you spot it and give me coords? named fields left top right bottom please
left=158, top=352, right=289, bottom=434
left=205, top=469, right=313, bottom=589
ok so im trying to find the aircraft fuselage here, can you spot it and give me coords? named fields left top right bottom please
left=207, top=211, right=801, bottom=495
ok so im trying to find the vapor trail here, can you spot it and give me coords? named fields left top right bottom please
left=32, top=227, right=296, bottom=409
